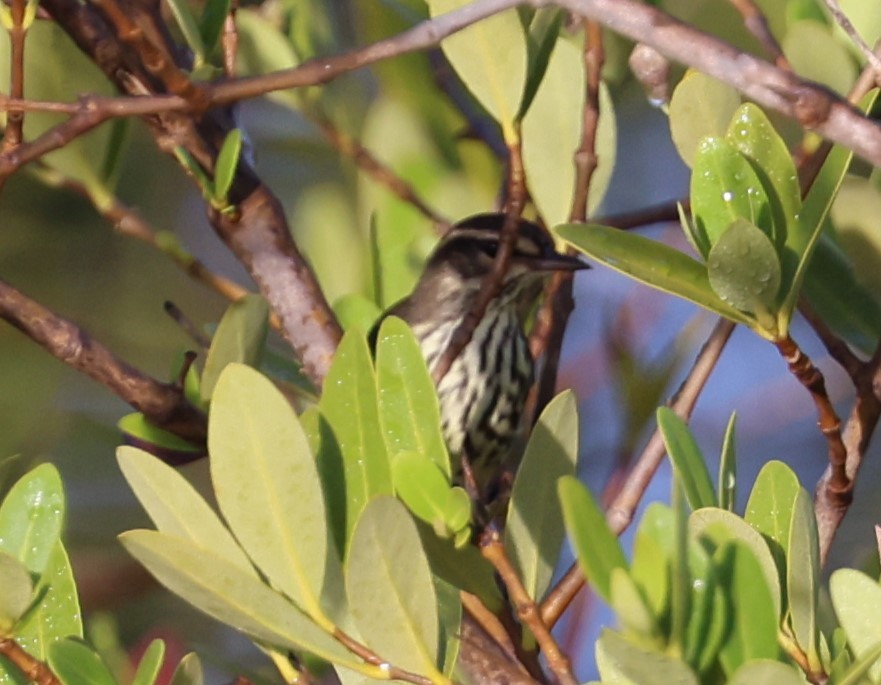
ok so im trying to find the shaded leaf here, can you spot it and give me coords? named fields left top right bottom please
left=209, top=364, right=329, bottom=623
left=596, top=629, right=698, bottom=685
left=669, top=71, right=741, bottom=168
left=506, top=391, right=578, bottom=601
left=169, top=654, right=203, bottom=685
left=199, top=0, right=231, bottom=55
left=346, top=497, right=442, bottom=679
left=213, top=129, right=242, bottom=204
left=717, top=412, right=737, bottom=511
left=0, top=552, right=32, bottom=630
left=787, top=487, right=820, bottom=669
left=118, top=414, right=203, bottom=456
left=559, top=476, right=627, bottom=603
left=48, top=639, right=116, bottom=685
left=165, top=0, right=205, bottom=62
left=657, top=407, right=715, bottom=510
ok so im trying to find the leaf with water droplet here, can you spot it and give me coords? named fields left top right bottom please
left=691, top=138, right=775, bottom=257
left=707, top=219, right=781, bottom=333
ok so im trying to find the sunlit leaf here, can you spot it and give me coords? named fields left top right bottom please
left=783, top=20, right=856, bottom=96
left=609, top=568, right=657, bottom=636
left=132, top=639, right=166, bottom=685
left=392, top=451, right=456, bottom=535
left=727, top=659, right=806, bottom=685
left=669, top=71, right=741, bottom=168
left=559, top=476, right=627, bottom=603
left=48, top=639, right=116, bottom=685
left=213, top=129, right=242, bottom=205
left=831, top=569, right=881, bottom=683
left=0, top=552, right=32, bottom=631
left=169, top=654, right=203, bottom=685
left=630, top=504, right=672, bottom=619
left=346, top=497, right=442, bottom=679
left=787, top=487, right=821, bottom=670
left=656, top=407, right=715, bottom=510
left=118, top=414, right=203, bottom=457
left=596, top=629, right=698, bottom=685
left=717, top=412, right=737, bottom=511
left=506, top=391, right=578, bottom=601
left=209, top=364, right=330, bottom=624
left=201, top=295, right=270, bottom=402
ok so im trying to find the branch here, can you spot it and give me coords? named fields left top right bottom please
left=0, top=639, right=60, bottom=685
left=727, top=0, right=791, bottom=70
left=0, top=277, right=207, bottom=446
left=0, top=0, right=28, bottom=152
left=822, top=0, right=881, bottom=78
left=541, top=318, right=736, bottom=627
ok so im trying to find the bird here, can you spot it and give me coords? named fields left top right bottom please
left=383, top=213, right=588, bottom=499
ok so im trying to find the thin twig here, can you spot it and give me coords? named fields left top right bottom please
left=727, top=0, right=791, bottom=70
left=0, top=639, right=60, bottom=685
left=480, top=529, right=577, bottom=685
left=822, top=0, right=881, bottom=78
left=332, top=629, right=444, bottom=685
left=1, top=0, right=27, bottom=152
left=460, top=591, right=520, bottom=663
left=222, top=0, right=239, bottom=77
left=541, top=318, right=736, bottom=627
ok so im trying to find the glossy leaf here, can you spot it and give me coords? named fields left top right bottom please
left=706, top=218, right=782, bottom=333
left=0, top=552, right=32, bottom=630
left=669, top=71, right=741, bottom=168
left=657, top=407, right=715, bottom=510
left=559, top=476, right=627, bottom=603
left=831, top=569, right=881, bottom=682
left=200, top=294, right=270, bottom=402
left=727, top=659, right=805, bottom=685
left=691, top=137, right=774, bottom=256
left=787, top=487, right=820, bottom=669
left=555, top=223, right=751, bottom=324
left=118, top=413, right=203, bottom=456
left=132, top=639, right=166, bottom=685
left=346, top=497, right=442, bottom=679
left=117, top=446, right=254, bottom=574
left=717, top=412, right=737, bottom=511
left=689, top=507, right=781, bottom=617
left=429, top=0, right=527, bottom=138
left=319, top=329, right=393, bottom=541
left=169, top=654, right=203, bottom=685
left=120, top=530, right=360, bottom=669
left=744, top=460, right=799, bottom=606
left=781, top=89, right=880, bottom=328
left=0, top=463, right=64, bottom=574
left=506, top=391, right=578, bottom=601
left=522, top=38, right=616, bottom=224
left=375, top=316, right=449, bottom=475
left=725, top=103, right=800, bottom=250
left=48, top=639, right=116, bottom=685
left=213, top=129, right=242, bottom=204
left=714, top=541, right=781, bottom=674
left=209, top=364, right=329, bottom=623
left=14, top=542, right=83, bottom=660
left=392, top=450, right=456, bottom=535
left=596, top=630, right=698, bottom=685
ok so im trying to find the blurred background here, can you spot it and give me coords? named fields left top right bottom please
left=1, top=0, right=881, bottom=681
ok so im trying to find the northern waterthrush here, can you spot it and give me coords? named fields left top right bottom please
left=385, top=213, right=588, bottom=496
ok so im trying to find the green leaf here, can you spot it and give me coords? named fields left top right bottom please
left=837, top=639, right=881, bottom=685
left=725, top=103, right=800, bottom=252
left=713, top=541, right=781, bottom=674
left=689, top=507, right=781, bottom=617
left=213, top=129, right=242, bottom=205
left=691, top=137, right=774, bottom=256
left=559, top=476, right=627, bottom=603
left=132, top=639, right=166, bottom=685
left=831, top=569, right=881, bottom=682
left=555, top=223, right=752, bottom=325
left=0, top=463, right=64, bottom=574
left=522, top=39, right=616, bottom=224
left=201, top=294, right=270, bottom=402
left=435, top=577, right=462, bottom=677
left=392, top=451, right=458, bottom=535
left=117, top=446, right=254, bottom=573
left=375, top=316, right=449, bottom=475
left=706, top=218, right=782, bottom=333
left=319, top=330, right=392, bottom=542
left=333, top=293, right=382, bottom=333
left=656, top=407, right=715, bottom=510
left=630, top=504, right=672, bottom=620
left=683, top=543, right=725, bottom=672
left=0, top=552, right=32, bottom=630
left=518, top=8, right=563, bottom=118
left=120, top=530, right=360, bottom=669
left=429, top=0, right=527, bottom=137
left=787, top=487, right=820, bottom=669
left=14, top=542, right=83, bottom=660
left=727, top=659, right=806, bottom=685
left=596, top=630, right=698, bottom=685
left=48, top=639, right=116, bottom=685
left=506, top=391, right=579, bottom=601
left=780, top=89, right=880, bottom=328
left=199, top=0, right=231, bottom=55
left=669, top=71, right=741, bottom=168
left=717, top=412, right=737, bottom=511
left=169, top=654, right=203, bottom=685
left=165, top=0, right=205, bottom=63
left=744, top=459, right=799, bottom=607
left=118, top=413, right=203, bottom=455
left=609, top=568, right=657, bottom=636
left=209, top=364, right=330, bottom=624
left=346, top=497, right=443, bottom=679
left=783, top=20, right=856, bottom=96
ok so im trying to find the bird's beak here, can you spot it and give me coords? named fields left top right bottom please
left=530, top=252, right=591, bottom=272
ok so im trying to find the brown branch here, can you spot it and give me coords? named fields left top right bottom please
left=480, top=529, right=577, bottom=685
left=541, top=318, right=736, bottom=628
left=727, top=0, right=791, bottom=70
left=1, top=0, right=28, bottom=152
left=331, top=629, right=438, bottom=685
left=822, top=0, right=881, bottom=78
left=0, top=639, right=60, bottom=685
left=431, top=135, right=527, bottom=385
left=222, top=0, right=239, bottom=78
left=457, top=615, right=539, bottom=685
left=0, top=277, right=207, bottom=447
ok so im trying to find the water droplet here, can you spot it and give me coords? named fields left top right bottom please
left=722, top=191, right=734, bottom=202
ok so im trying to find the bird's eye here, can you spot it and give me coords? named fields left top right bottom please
left=476, top=241, right=498, bottom=258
